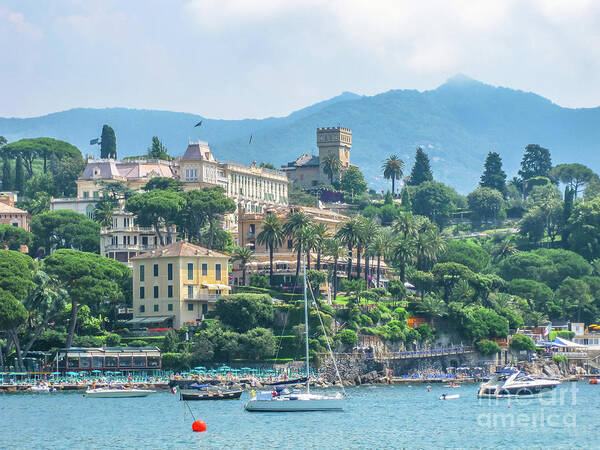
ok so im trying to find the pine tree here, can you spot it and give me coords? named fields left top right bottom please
left=479, top=152, right=506, bottom=193
left=407, top=147, right=433, bottom=186
left=100, top=125, right=117, bottom=159
left=518, top=144, right=552, bottom=181
left=2, top=158, right=13, bottom=190
left=15, top=155, right=24, bottom=194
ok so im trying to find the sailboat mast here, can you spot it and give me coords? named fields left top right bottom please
left=303, top=248, right=310, bottom=393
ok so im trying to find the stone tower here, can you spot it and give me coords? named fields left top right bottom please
left=317, top=126, right=352, bottom=184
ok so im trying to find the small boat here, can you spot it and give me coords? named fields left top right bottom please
left=443, top=384, right=461, bottom=388
left=29, top=385, right=53, bottom=393
left=265, top=377, right=308, bottom=386
left=180, top=384, right=243, bottom=401
left=84, top=387, right=155, bottom=398
left=439, top=394, right=460, bottom=400
left=477, top=369, right=560, bottom=398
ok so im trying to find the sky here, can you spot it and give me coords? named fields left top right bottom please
left=1, top=0, right=600, bottom=119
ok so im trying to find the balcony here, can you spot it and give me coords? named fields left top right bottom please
left=185, top=294, right=220, bottom=302
left=103, top=244, right=157, bottom=251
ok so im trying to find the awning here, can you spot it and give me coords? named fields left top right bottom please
left=554, top=337, right=586, bottom=348
left=125, top=316, right=173, bottom=325
left=202, top=283, right=231, bottom=290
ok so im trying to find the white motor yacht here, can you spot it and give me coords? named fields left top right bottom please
left=84, top=387, right=155, bottom=398
left=477, top=369, right=561, bottom=398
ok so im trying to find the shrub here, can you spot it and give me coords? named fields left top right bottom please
left=250, top=274, right=269, bottom=288
left=336, top=329, right=358, bottom=348
left=127, top=339, right=148, bottom=347
left=510, top=334, right=536, bottom=352
left=104, top=333, right=121, bottom=347
left=553, top=355, right=568, bottom=365
left=549, top=330, right=575, bottom=341
left=476, top=339, right=501, bottom=355
left=216, top=293, right=274, bottom=332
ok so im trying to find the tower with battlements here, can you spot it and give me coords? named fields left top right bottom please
left=317, top=127, right=352, bottom=184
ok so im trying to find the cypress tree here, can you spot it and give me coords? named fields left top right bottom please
left=479, top=151, right=506, bottom=193
left=15, top=155, right=24, bottom=194
left=2, top=157, right=13, bottom=190
left=561, top=185, right=574, bottom=247
left=400, top=187, right=411, bottom=210
left=100, top=125, right=117, bottom=159
left=407, top=147, right=433, bottom=186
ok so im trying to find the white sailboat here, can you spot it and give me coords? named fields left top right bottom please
left=244, top=250, right=345, bottom=412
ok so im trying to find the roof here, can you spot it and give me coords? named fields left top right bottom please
left=181, top=142, right=216, bottom=162
left=79, top=159, right=175, bottom=181
left=0, top=202, right=28, bottom=214
left=288, top=154, right=319, bottom=167
left=131, top=240, right=229, bottom=260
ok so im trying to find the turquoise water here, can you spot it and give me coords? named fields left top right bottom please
left=1, top=383, right=598, bottom=448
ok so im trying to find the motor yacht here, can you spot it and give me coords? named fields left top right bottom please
left=477, top=369, right=560, bottom=398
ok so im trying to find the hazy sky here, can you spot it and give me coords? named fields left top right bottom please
left=2, top=0, right=599, bottom=119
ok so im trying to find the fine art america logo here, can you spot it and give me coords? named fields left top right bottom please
left=477, top=384, right=577, bottom=428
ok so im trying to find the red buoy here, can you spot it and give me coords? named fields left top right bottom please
left=192, top=420, right=206, bottom=433
left=590, top=379, right=598, bottom=385
left=192, top=420, right=207, bottom=432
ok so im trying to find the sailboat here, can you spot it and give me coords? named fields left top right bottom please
left=244, top=250, right=345, bottom=412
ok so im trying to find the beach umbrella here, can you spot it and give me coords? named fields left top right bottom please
left=112, top=371, right=122, bottom=375
left=194, top=366, right=206, bottom=371
left=91, top=370, right=102, bottom=374
left=240, top=367, right=252, bottom=370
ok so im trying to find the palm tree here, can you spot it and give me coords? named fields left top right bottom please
left=416, top=294, right=448, bottom=327
left=257, top=213, right=284, bottom=286
left=336, top=219, right=362, bottom=280
left=359, top=218, right=374, bottom=284
left=283, top=211, right=312, bottom=284
left=299, top=227, right=317, bottom=269
left=311, top=222, right=328, bottom=270
left=93, top=201, right=115, bottom=227
left=390, top=237, right=416, bottom=282
left=393, top=211, right=419, bottom=240
left=492, top=235, right=518, bottom=261
left=414, top=228, right=446, bottom=270
left=382, top=155, right=405, bottom=195
left=369, top=228, right=393, bottom=288
left=324, top=238, right=345, bottom=302
left=231, top=246, right=254, bottom=286
left=321, top=154, right=341, bottom=185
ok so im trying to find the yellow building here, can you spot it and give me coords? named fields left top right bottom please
left=130, top=241, right=230, bottom=329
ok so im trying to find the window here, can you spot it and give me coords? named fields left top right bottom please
left=188, top=303, right=194, bottom=311
left=139, top=305, right=145, bottom=312
left=168, top=303, right=173, bottom=311
left=153, top=264, right=159, bottom=277
left=202, top=263, right=207, bottom=276
left=142, top=236, right=148, bottom=246
left=202, top=304, right=208, bottom=314
left=83, top=191, right=89, bottom=198
left=153, top=304, right=159, bottom=312
left=153, top=286, right=159, bottom=298
left=215, top=264, right=221, bottom=281
left=187, top=285, right=193, bottom=299
left=167, top=263, right=173, bottom=280
left=139, top=287, right=145, bottom=299
left=187, top=263, right=193, bottom=280
left=168, top=285, right=173, bottom=298
left=140, top=265, right=145, bottom=282
left=287, top=239, right=293, bottom=249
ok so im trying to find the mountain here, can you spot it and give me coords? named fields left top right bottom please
left=2, top=76, right=600, bottom=193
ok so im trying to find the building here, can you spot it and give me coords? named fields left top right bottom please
left=283, top=127, right=352, bottom=187
left=0, top=193, right=30, bottom=231
left=234, top=204, right=390, bottom=287
left=130, top=241, right=230, bottom=328
left=56, top=346, right=161, bottom=373
left=100, top=209, right=177, bottom=265
left=51, top=158, right=176, bottom=219
left=178, top=141, right=289, bottom=232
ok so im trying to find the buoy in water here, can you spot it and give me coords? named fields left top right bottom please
left=192, top=420, right=207, bottom=432
left=590, top=379, right=598, bottom=385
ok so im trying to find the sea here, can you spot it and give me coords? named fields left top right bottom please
left=1, top=382, right=597, bottom=449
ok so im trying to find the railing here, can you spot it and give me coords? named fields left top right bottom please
left=103, top=244, right=157, bottom=251
left=186, top=294, right=220, bottom=302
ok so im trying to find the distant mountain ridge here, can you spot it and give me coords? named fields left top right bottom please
left=2, top=76, right=599, bottom=193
